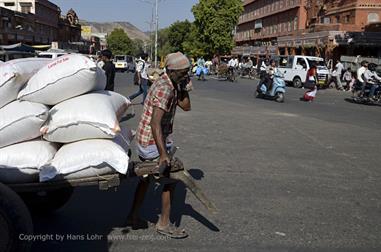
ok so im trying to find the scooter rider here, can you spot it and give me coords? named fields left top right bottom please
left=364, top=63, right=381, bottom=100
left=357, top=60, right=368, bottom=96
left=228, top=56, right=238, bottom=78
left=265, top=59, right=278, bottom=91
left=241, top=57, right=253, bottom=76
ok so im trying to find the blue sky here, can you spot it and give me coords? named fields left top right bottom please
left=51, top=0, right=198, bottom=31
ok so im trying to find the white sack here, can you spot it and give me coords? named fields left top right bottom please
left=39, top=139, right=129, bottom=182
left=0, top=100, right=49, bottom=148
left=0, top=58, right=51, bottom=108
left=52, top=165, right=115, bottom=181
left=114, top=125, right=135, bottom=152
left=0, top=140, right=58, bottom=183
left=41, top=91, right=131, bottom=143
left=18, top=54, right=106, bottom=105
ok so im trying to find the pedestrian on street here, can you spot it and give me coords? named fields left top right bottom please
left=126, top=52, right=192, bottom=239
left=196, top=56, right=206, bottom=80
left=301, top=64, right=318, bottom=102
left=342, top=67, right=355, bottom=91
left=101, top=49, right=115, bottom=91
left=334, top=59, right=344, bottom=90
left=129, top=53, right=150, bottom=104
left=357, top=60, right=368, bottom=96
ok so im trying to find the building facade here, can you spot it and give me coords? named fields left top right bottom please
left=0, top=0, right=81, bottom=46
left=234, top=0, right=381, bottom=59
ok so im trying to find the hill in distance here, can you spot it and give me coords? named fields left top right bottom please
left=80, top=20, right=149, bottom=41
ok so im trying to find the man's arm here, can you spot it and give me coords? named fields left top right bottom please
left=177, top=90, right=191, bottom=111
left=364, top=70, right=372, bottom=82
left=150, top=107, right=169, bottom=165
left=374, top=72, right=381, bottom=81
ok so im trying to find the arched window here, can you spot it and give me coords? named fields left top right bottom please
left=368, top=13, right=379, bottom=23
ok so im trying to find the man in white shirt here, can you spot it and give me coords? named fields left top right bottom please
left=335, top=60, right=344, bottom=90
left=364, top=63, right=381, bottom=99
left=227, top=56, right=238, bottom=80
left=357, top=61, right=368, bottom=96
left=129, top=53, right=150, bottom=104
left=228, top=56, right=238, bottom=68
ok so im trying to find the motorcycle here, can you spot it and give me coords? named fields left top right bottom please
left=240, top=66, right=256, bottom=79
left=227, top=66, right=236, bottom=82
left=351, top=80, right=381, bottom=105
left=256, top=71, right=286, bottom=103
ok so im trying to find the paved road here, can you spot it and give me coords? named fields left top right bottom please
left=32, top=73, right=381, bottom=252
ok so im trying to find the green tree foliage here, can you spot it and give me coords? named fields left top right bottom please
left=182, top=23, right=207, bottom=58
left=168, top=20, right=192, bottom=53
left=131, top=39, right=145, bottom=57
left=192, top=0, right=243, bottom=56
left=157, top=27, right=171, bottom=60
left=106, top=28, right=133, bottom=55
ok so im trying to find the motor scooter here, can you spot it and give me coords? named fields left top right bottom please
left=351, top=79, right=381, bottom=105
left=256, top=71, right=286, bottom=103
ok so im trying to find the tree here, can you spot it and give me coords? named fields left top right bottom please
left=168, top=20, right=193, bottom=53
left=106, top=28, right=133, bottom=55
left=182, top=23, right=207, bottom=58
left=131, top=39, right=145, bottom=57
left=192, top=0, right=243, bottom=56
left=157, top=27, right=171, bottom=60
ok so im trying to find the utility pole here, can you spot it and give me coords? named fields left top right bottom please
left=140, top=0, right=161, bottom=67
left=150, top=7, right=154, bottom=63
left=154, top=0, right=158, bottom=68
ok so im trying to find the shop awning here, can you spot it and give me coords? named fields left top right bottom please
left=0, top=43, right=35, bottom=52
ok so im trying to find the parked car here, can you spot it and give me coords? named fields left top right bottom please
left=37, top=51, right=67, bottom=59
left=113, top=55, right=128, bottom=72
left=273, top=55, right=330, bottom=88
left=0, top=50, right=36, bottom=62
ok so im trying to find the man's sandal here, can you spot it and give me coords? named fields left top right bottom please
left=156, top=223, right=188, bottom=239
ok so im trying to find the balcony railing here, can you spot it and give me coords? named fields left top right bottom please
left=239, top=0, right=301, bottom=25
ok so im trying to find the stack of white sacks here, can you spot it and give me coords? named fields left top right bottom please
left=0, top=54, right=132, bottom=183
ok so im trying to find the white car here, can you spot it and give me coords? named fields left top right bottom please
left=113, top=55, right=128, bottom=72
left=37, top=51, right=67, bottom=59
left=274, top=55, right=329, bottom=88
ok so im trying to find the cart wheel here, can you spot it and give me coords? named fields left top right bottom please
left=20, top=187, right=73, bottom=214
left=0, top=183, right=33, bottom=252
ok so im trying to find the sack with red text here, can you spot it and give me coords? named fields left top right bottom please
left=0, top=58, right=51, bottom=109
left=40, top=91, right=131, bottom=143
left=18, top=54, right=106, bottom=105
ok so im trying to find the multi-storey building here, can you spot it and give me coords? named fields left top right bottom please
left=236, top=0, right=307, bottom=46
left=0, top=0, right=60, bottom=43
left=0, top=6, right=35, bottom=44
left=0, top=0, right=81, bottom=46
left=234, top=0, right=381, bottom=59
